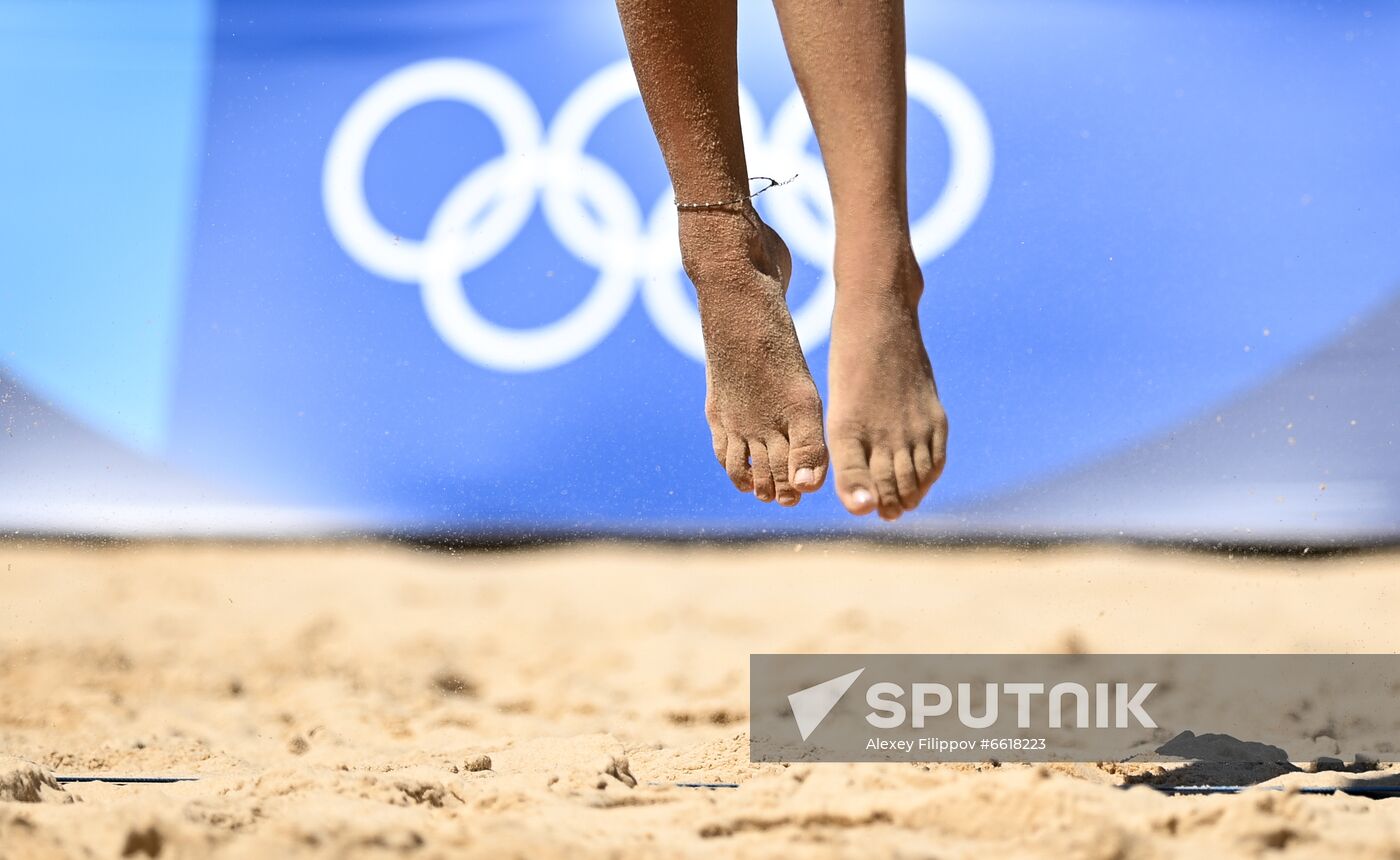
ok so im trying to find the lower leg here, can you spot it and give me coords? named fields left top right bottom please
left=772, top=0, right=947, bottom=519
left=614, top=0, right=747, bottom=204
left=615, top=0, right=827, bottom=503
left=773, top=0, right=912, bottom=256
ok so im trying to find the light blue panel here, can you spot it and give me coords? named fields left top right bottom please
left=0, top=0, right=210, bottom=454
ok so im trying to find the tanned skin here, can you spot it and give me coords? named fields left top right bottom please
left=616, top=0, right=946, bottom=518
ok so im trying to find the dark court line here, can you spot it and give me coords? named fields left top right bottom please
left=55, top=775, right=202, bottom=785
left=1148, top=785, right=1400, bottom=799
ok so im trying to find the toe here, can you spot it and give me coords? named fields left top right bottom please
left=787, top=406, right=828, bottom=492
left=766, top=434, right=800, bottom=506
left=894, top=447, right=921, bottom=511
left=929, top=422, right=948, bottom=486
left=870, top=448, right=903, bottom=521
left=749, top=439, right=776, bottom=502
left=725, top=435, right=753, bottom=493
left=913, top=442, right=937, bottom=494
left=832, top=437, right=877, bottom=515
left=709, top=423, right=728, bottom=469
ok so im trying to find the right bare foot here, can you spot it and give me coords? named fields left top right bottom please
left=827, top=246, right=948, bottom=520
left=679, top=207, right=828, bottom=506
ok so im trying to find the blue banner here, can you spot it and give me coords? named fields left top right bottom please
left=3, top=1, right=1397, bottom=539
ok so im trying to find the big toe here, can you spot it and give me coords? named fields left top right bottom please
left=832, top=437, right=878, bottom=515
left=787, top=408, right=828, bottom=493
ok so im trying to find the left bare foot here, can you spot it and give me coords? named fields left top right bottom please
left=680, top=207, right=828, bottom=506
left=826, top=246, right=948, bottom=520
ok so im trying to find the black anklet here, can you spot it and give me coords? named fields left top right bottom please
left=674, top=175, right=797, bottom=211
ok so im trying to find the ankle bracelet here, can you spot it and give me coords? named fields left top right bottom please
left=674, top=175, right=797, bottom=211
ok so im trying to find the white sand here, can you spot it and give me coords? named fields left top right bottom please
left=2, top=540, right=1399, bottom=858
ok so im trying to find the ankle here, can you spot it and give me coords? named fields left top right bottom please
left=834, top=241, right=923, bottom=308
left=678, top=206, right=783, bottom=285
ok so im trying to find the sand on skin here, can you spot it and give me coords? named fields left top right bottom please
left=2, top=540, right=1400, bottom=858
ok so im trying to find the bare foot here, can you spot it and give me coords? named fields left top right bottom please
left=679, top=207, right=828, bottom=505
left=827, top=247, right=948, bottom=519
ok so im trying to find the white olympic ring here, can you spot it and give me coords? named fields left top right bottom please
left=323, top=56, right=993, bottom=372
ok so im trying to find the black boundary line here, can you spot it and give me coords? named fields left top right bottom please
left=1147, top=785, right=1400, bottom=799
left=56, top=775, right=201, bottom=784
left=3, top=533, right=1397, bottom=558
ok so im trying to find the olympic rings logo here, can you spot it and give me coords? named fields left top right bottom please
left=323, top=57, right=992, bottom=372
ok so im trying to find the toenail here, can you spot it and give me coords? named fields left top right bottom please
left=794, top=468, right=816, bottom=487
left=852, top=489, right=874, bottom=507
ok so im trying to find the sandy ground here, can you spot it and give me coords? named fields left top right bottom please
left=2, top=540, right=1400, bottom=859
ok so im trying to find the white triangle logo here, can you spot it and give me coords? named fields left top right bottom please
left=788, top=668, right=865, bottom=741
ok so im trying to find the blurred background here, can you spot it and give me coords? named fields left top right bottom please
left=1, top=0, right=1396, bottom=543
